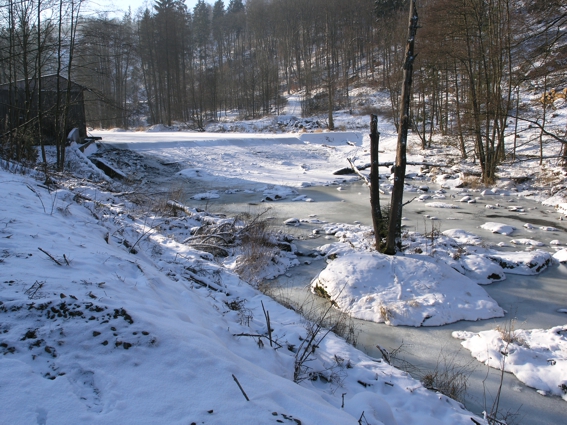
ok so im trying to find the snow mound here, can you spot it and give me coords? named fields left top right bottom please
left=425, top=202, right=458, bottom=209
left=481, top=222, right=515, bottom=236
left=553, top=249, right=567, bottom=263
left=460, top=254, right=506, bottom=284
left=263, top=185, right=297, bottom=201
left=453, top=325, right=567, bottom=402
left=191, top=191, right=220, bottom=200
left=311, top=252, right=504, bottom=327
left=486, top=250, right=552, bottom=274
left=511, top=238, right=545, bottom=247
left=442, top=229, right=483, bottom=246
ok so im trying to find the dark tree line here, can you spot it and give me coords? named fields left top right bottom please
left=127, top=0, right=382, bottom=129
left=0, top=0, right=83, bottom=168
left=1, top=0, right=566, bottom=181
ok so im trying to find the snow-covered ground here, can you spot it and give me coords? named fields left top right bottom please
left=1, top=158, right=485, bottom=424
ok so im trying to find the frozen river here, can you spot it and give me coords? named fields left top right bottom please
left=195, top=181, right=567, bottom=425
left=94, top=131, right=566, bottom=424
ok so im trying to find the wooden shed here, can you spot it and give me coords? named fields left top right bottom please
left=0, top=74, right=87, bottom=144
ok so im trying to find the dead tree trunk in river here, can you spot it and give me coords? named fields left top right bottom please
left=385, top=0, right=418, bottom=255
left=369, top=114, right=383, bottom=250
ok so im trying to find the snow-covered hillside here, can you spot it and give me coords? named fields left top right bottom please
left=0, top=162, right=486, bottom=424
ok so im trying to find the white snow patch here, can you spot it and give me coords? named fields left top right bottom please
left=453, top=325, right=567, bottom=402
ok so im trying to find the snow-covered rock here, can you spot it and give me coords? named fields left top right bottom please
left=540, top=226, right=559, bottom=231
left=481, top=222, right=515, bottom=236
left=311, top=251, right=504, bottom=327
left=511, top=238, right=545, bottom=247
left=486, top=250, right=552, bottom=274
left=460, top=255, right=506, bottom=284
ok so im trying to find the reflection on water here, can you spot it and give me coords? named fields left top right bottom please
left=193, top=180, right=567, bottom=424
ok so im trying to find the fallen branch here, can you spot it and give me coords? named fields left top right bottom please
left=346, top=158, right=385, bottom=194
left=231, top=374, right=250, bottom=401
left=182, top=270, right=230, bottom=295
left=347, top=158, right=371, bottom=186
left=403, top=196, right=417, bottom=207
left=38, top=247, right=62, bottom=266
left=188, top=243, right=229, bottom=257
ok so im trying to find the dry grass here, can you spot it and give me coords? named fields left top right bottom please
left=495, top=319, right=525, bottom=346
left=234, top=211, right=278, bottom=285
left=379, top=305, right=392, bottom=323
left=420, top=350, right=475, bottom=403
left=461, top=174, right=483, bottom=189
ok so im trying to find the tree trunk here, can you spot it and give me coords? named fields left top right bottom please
left=369, top=114, right=383, bottom=251
left=385, top=0, right=418, bottom=255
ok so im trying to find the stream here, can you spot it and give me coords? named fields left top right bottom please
left=193, top=180, right=567, bottom=425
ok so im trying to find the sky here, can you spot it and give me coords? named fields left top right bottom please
left=91, top=0, right=200, bottom=16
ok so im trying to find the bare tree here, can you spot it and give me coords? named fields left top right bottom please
left=385, top=0, right=418, bottom=255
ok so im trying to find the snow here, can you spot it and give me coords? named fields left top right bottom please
left=89, top=131, right=372, bottom=190
left=553, top=249, right=567, bottom=263
left=485, top=250, right=552, bottom=274
left=480, top=222, right=515, bottom=236
left=0, top=167, right=485, bottom=424
left=424, top=202, right=458, bottom=209
left=510, top=238, right=545, bottom=246
left=311, top=251, right=504, bottom=327
left=453, top=325, right=567, bottom=402
left=441, top=229, right=483, bottom=246
left=460, top=255, right=506, bottom=285
left=4, top=85, right=567, bottom=423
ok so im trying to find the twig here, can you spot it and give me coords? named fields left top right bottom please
left=233, top=333, right=282, bottom=348
left=231, top=374, right=250, bottom=401
left=24, top=280, right=45, bottom=299
left=403, top=196, right=417, bottom=207
left=376, top=344, right=391, bottom=364
left=26, top=184, right=46, bottom=213
left=38, top=247, right=62, bottom=266
left=63, top=254, right=70, bottom=266
left=261, top=301, right=273, bottom=347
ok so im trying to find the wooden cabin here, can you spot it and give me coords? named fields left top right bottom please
left=0, top=75, right=87, bottom=144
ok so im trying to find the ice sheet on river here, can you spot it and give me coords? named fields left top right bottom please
left=311, top=252, right=504, bottom=326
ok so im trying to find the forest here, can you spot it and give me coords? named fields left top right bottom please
left=1, top=0, right=566, bottom=179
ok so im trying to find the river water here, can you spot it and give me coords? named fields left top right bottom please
left=191, top=180, right=567, bottom=425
